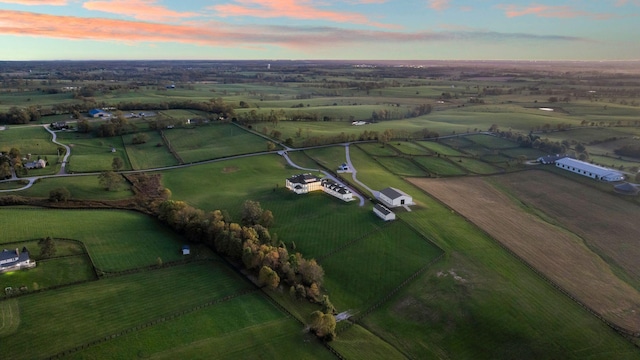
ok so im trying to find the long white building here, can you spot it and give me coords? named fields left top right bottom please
left=554, top=157, right=624, bottom=182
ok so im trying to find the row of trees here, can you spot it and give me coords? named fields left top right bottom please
left=154, top=199, right=332, bottom=314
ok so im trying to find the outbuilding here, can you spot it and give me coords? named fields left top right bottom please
left=378, top=187, right=413, bottom=208
left=373, top=203, right=396, bottom=221
left=554, top=157, right=624, bottom=182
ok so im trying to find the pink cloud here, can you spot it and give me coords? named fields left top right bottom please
left=428, top=0, right=450, bottom=11
left=0, top=0, right=66, bottom=4
left=497, top=3, right=616, bottom=20
left=83, top=0, right=199, bottom=22
left=0, top=10, right=589, bottom=51
left=212, top=0, right=396, bottom=29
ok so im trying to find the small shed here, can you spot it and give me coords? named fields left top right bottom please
left=373, top=203, right=396, bottom=221
left=182, top=245, right=191, bottom=255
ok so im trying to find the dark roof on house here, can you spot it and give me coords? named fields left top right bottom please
left=380, top=187, right=409, bottom=200
left=322, top=179, right=351, bottom=194
left=537, top=154, right=567, bottom=164
left=287, top=173, right=320, bottom=184
left=0, top=248, right=30, bottom=268
left=374, top=203, right=393, bottom=216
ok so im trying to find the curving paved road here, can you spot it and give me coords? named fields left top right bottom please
left=344, top=144, right=378, bottom=199
left=43, top=125, right=72, bottom=175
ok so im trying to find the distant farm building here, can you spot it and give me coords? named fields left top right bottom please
left=89, top=109, right=110, bottom=118
left=286, top=174, right=355, bottom=202
left=337, top=163, right=351, bottom=173
left=0, top=247, right=36, bottom=273
left=554, top=157, right=624, bottom=182
left=24, top=159, right=46, bottom=169
left=537, top=154, right=566, bottom=165
left=614, top=182, right=640, bottom=196
left=373, top=203, right=396, bottom=221
left=182, top=245, right=191, bottom=255
left=379, top=187, right=413, bottom=208
left=49, top=121, right=69, bottom=130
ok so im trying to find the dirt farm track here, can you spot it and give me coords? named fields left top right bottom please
left=409, top=170, right=640, bottom=333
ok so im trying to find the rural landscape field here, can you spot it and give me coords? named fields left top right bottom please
left=1, top=60, right=640, bottom=359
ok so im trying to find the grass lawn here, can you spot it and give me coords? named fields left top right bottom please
left=0, top=180, right=28, bottom=191
left=19, top=175, right=133, bottom=200
left=67, top=293, right=332, bottom=360
left=0, top=125, right=59, bottom=155
left=376, top=157, right=428, bottom=177
left=123, top=131, right=177, bottom=169
left=0, top=208, right=186, bottom=272
left=321, top=220, right=443, bottom=311
left=466, top=134, right=519, bottom=149
left=286, top=150, right=321, bottom=170
left=301, top=145, right=349, bottom=170
left=449, top=157, right=502, bottom=174
left=1, top=262, right=252, bottom=360
left=56, top=132, right=129, bottom=172
left=331, top=324, right=406, bottom=360
left=418, top=140, right=464, bottom=156
left=500, top=147, right=548, bottom=159
left=166, top=124, right=271, bottom=163
left=390, top=141, right=432, bottom=155
left=356, top=142, right=398, bottom=156
left=413, top=157, right=467, bottom=176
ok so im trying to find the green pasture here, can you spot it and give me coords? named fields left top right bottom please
left=18, top=175, right=133, bottom=200
left=586, top=137, right=640, bottom=155
left=160, top=154, right=292, bottom=215
left=390, top=141, right=431, bottom=155
left=542, top=127, right=632, bottom=145
left=413, top=157, right=467, bottom=176
left=589, top=155, right=639, bottom=171
left=376, top=157, right=428, bottom=177
left=0, top=181, right=28, bottom=191
left=123, top=131, right=177, bottom=170
left=500, top=147, right=548, bottom=159
left=344, top=146, right=405, bottom=193
left=157, top=109, right=206, bottom=120
left=331, top=324, right=406, bottom=360
left=55, top=132, right=130, bottom=172
left=0, top=125, right=59, bottom=155
left=67, top=293, right=330, bottom=360
left=1, top=262, right=252, bottom=360
left=356, top=142, right=398, bottom=156
left=0, top=91, right=73, bottom=112
left=165, top=124, right=270, bottom=163
left=417, top=140, right=464, bottom=156
left=449, top=157, right=502, bottom=174
left=321, top=220, right=443, bottom=311
left=481, top=154, right=513, bottom=164
left=466, top=134, right=518, bottom=149
left=440, top=135, right=475, bottom=149
left=0, top=208, right=186, bottom=271
left=0, top=255, right=95, bottom=296
left=285, top=150, right=321, bottom=170
left=269, top=193, right=379, bottom=259
left=302, top=145, right=348, bottom=170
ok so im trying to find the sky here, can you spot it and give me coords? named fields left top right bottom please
left=0, top=0, right=638, bottom=61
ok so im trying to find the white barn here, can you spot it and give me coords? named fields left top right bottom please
left=379, top=187, right=413, bottom=208
left=321, top=179, right=354, bottom=202
left=373, top=204, right=396, bottom=221
left=0, top=247, right=36, bottom=273
left=555, top=157, right=624, bottom=182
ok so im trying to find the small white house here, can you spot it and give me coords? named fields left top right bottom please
left=379, top=187, right=413, bottom=208
left=554, top=157, right=624, bottom=182
left=373, top=204, right=396, bottom=221
left=321, top=179, right=354, bottom=202
left=24, top=159, right=46, bottom=169
left=286, top=174, right=323, bottom=194
left=337, top=163, right=351, bottom=173
left=182, top=245, right=191, bottom=255
left=0, top=247, right=36, bottom=273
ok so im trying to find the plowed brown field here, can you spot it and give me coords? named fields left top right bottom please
left=409, top=173, right=640, bottom=332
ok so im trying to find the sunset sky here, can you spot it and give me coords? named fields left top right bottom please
left=0, top=0, right=638, bottom=61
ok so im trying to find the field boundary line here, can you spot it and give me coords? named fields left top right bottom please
left=414, top=180, right=640, bottom=339
left=159, top=129, right=184, bottom=164
left=45, top=288, right=258, bottom=360
left=316, top=223, right=388, bottom=262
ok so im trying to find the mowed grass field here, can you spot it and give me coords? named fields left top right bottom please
left=409, top=175, right=640, bottom=332
left=18, top=175, right=133, bottom=200
left=0, top=208, right=185, bottom=271
left=165, top=124, right=272, bottom=163
left=0, top=125, right=59, bottom=155
left=56, top=132, right=130, bottom=172
left=123, top=131, right=177, bottom=169
left=0, top=262, right=256, bottom=360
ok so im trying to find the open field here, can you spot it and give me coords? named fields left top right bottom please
left=417, top=140, right=464, bottom=156
left=165, top=124, right=271, bottom=163
left=408, top=175, right=640, bottom=332
left=1, top=262, right=253, bottom=360
left=56, top=132, right=130, bottom=172
left=377, top=156, right=428, bottom=177
left=356, top=142, right=398, bottom=156
left=390, top=141, right=431, bottom=155
left=123, top=131, right=177, bottom=169
left=19, top=175, right=133, bottom=200
left=413, top=156, right=467, bottom=176
left=0, top=208, right=186, bottom=272
left=449, top=156, right=503, bottom=174
left=492, top=170, right=640, bottom=282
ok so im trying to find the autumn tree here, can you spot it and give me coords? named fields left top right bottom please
left=309, top=311, right=336, bottom=341
left=98, top=171, right=123, bottom=191
left=49, top=187, right=70, bottom=202
left=111, top=157, right=124, bottom=171
left=259, top=265, right=280, bottom=289
left=241, top=200, right=263, bottom=225
left=38, top=236, right=56, bottom=259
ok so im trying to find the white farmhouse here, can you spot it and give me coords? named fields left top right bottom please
left=286, top=173, right=323, bottom=194
left=554, top=157, right=624, bottom=182
left=373, top=203, right=396, bottom=221
left=379, top=187, right=413, bottom=208
left=0, top=247, right=36, bottom=273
